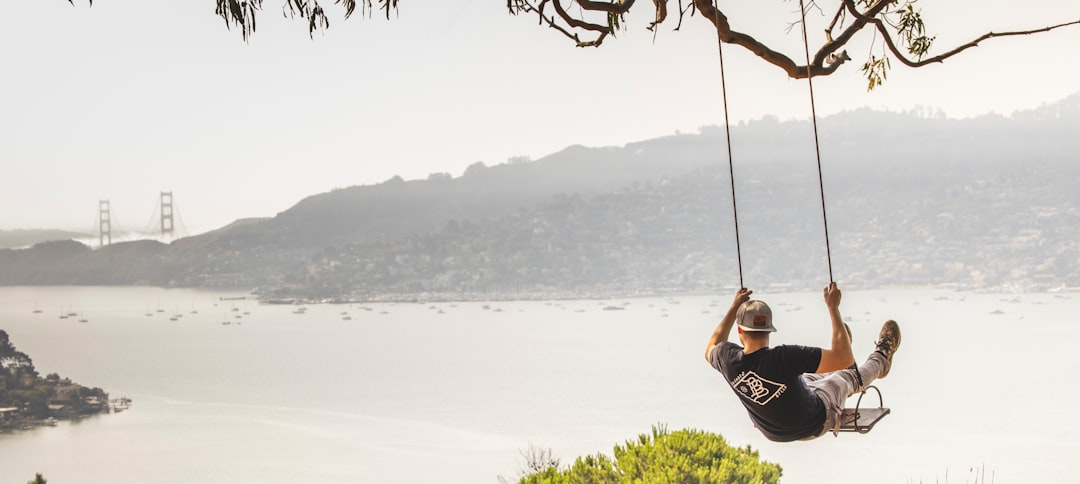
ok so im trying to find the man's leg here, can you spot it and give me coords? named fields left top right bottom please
left=805, top=320, right=901, bottom=436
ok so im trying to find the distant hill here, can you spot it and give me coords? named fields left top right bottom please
left=2, top=92, right=1079, bottom=298
left=0, top=229, right=88, bottom=249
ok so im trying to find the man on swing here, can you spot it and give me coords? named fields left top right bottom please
left=705, top=282, right=901, bottom=441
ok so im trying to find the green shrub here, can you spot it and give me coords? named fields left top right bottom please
left=519, top=425, right=781, bottom=484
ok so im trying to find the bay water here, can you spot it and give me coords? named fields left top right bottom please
left=1, top=286, right=1077, bottom=483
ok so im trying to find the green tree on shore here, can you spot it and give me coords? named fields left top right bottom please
left=1, top=330, right=37, bottom=378
left=517, top=425, right=781, bottom=483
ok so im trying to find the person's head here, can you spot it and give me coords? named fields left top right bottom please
left=736, top=300, right=775, bottom=343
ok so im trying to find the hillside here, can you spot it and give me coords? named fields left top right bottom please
left=2, top=93, right=1079, bottom=299
left=0, top=230, right=89, bottom=250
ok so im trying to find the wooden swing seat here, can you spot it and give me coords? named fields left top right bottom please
left=836, top=385, right=890, bottom=434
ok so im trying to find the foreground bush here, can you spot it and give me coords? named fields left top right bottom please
left=519, top=425, right=781, bottom=484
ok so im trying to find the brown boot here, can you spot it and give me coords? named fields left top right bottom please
left=875, top=320, right=901, bottom=377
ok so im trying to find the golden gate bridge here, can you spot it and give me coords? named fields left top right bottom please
left=91, top=191, right=189, bottom=248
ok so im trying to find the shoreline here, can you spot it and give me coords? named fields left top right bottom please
left=0, top=416, right=61, bottom=433
left=0, top=400, right=130, bottom=436
left=255, top=284, right=1078, bottom=306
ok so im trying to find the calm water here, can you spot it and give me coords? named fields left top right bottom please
left=0, top=286, right=1077, bottom=483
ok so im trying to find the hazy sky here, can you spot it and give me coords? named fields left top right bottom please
left=3, top=1, right=1078, bottom=235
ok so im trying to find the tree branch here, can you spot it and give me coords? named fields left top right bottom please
left=575, top=0, right=636, bottom=14
left=550, top=0, right=610, bottom=34
left=694, top=0, right=844, bottom=78
left=510, top=0, right=609, bottom=47
left=811, top=0, right=893, bottom=68
left=646, top=0, right=668, bottom=31
left=198, top=0, right=1080, bottom=84
left=825, top=2, right=845, bottom=42
left=884, top=16, right=1080, bottom=68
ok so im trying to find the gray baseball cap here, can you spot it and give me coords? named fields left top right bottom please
left=736, top=300, right=776, bottom=332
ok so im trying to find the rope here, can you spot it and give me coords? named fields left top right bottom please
left=712, top=1, right=744, bottom=289
left=852, top=360, right=866, bottom=393
left=797, top=0, right=834, bottom=283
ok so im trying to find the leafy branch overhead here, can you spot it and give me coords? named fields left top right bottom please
left=69, top=1, right=1079, bottom=89
left=213, top=0, right=398, bottom=40
left=503, top=0, right=1080, bottom=88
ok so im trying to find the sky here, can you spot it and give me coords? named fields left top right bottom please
left=2, top=1, right=1078, bottom=235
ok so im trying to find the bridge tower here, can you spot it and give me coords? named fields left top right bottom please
left=160, top=191, right=174, bottom=239
left=98, top=200, right=112, bottom=248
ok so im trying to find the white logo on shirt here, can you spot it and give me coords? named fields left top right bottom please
left=731, top=371, right=786, bottom=406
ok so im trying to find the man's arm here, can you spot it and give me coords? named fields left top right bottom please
left=705, top=287, right=752, bottom=362
left=816, top=282, right=855, bottom=373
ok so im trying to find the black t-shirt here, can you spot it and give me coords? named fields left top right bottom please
left=710, top=342, right=827, bottom=442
